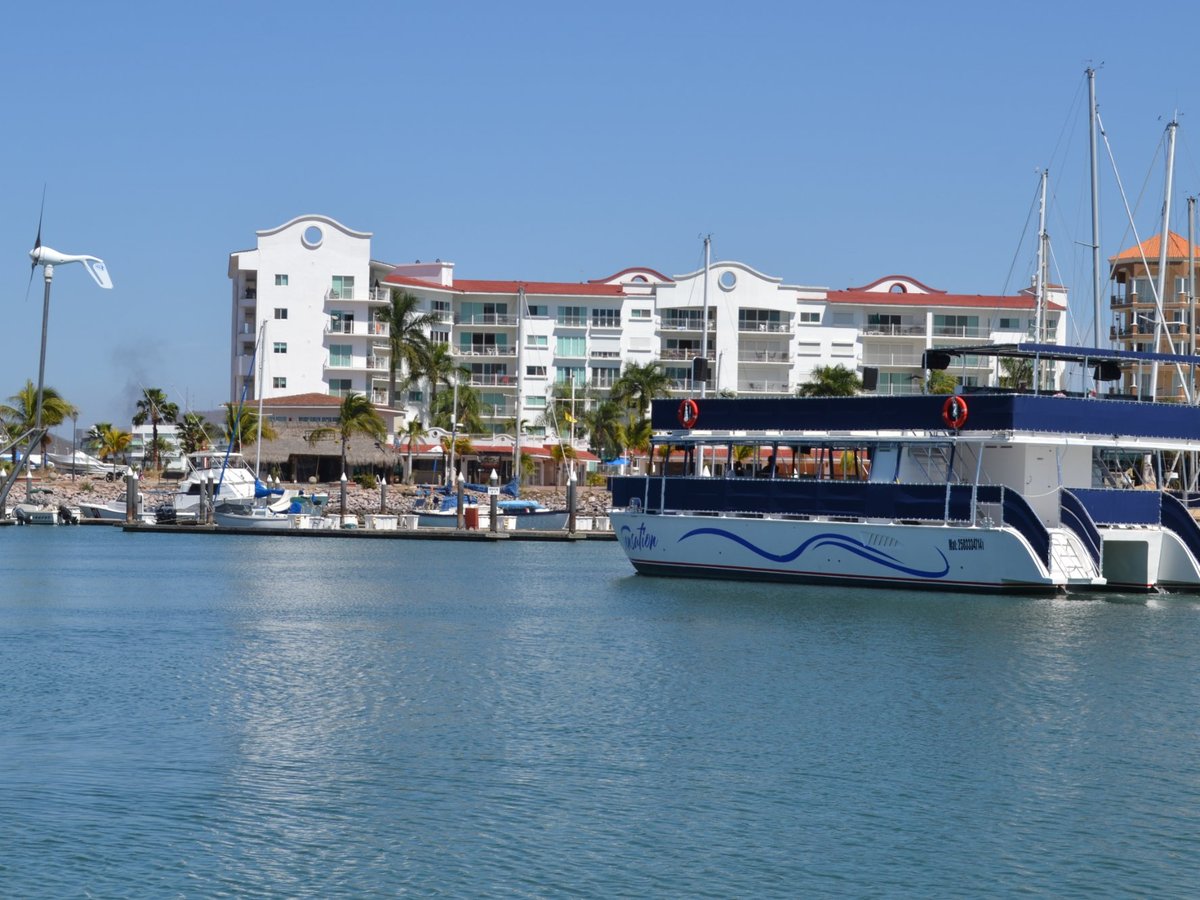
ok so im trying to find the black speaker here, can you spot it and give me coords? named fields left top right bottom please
left=1093, top=361, right=1122, bottom=382
left=691, top=357, right=710, bottom=382
left=861, top=367, right=879, bottom=391
left=923, top=350, right=952, bottom=370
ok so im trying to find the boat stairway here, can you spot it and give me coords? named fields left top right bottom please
left=1049, top=529, right=1105, bottom=587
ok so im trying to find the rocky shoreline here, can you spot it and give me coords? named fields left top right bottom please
left=9, top=473, right=615, bottom=519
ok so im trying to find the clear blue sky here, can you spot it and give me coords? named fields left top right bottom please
left=3, top=0, right=1199, bottom=428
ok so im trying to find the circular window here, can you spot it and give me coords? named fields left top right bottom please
left=302, top=225, right=324, bottom=249
left=718, top=270, right=737, bottom=291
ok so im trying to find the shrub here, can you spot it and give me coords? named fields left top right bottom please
left=353, top=472, right=378, bottom=489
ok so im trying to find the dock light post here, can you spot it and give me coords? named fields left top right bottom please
left=488, top=468, right=499, bottom=534
left=340, top=472, right=348, bottom=519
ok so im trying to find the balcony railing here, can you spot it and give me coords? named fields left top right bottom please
left=366, top=356, right=390, bottom=371
left=737, top=322, right=790, bottom=333
left=468, top=374, right=517, bottom=387
left=371, top=390, right=389, bottom=405
left=868, top=384, right=924, bottom=396
left=931, top=326, right=986, bottom=339
left=659, top=348, right=715, bottom=361
left=738, top=380, right=791, bottom=393
left=325, top=288, right=392, bottom=303
left=862, top=324, right=926, bottom=337
left=325, top=321, right=390, bottom=336
left=861, top=350, right=922, bottom=366
left=660, top=320, right=715, bottom=332
left=737, top=350, right=791, bottom=363
left=455, top=314, right=518, bottom=326
left=461, top=346, right=516, bottom=357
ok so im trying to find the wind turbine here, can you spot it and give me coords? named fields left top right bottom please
left=1, top=198, right=114, bottom=510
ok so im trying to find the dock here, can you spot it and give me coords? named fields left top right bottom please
left=120, top=522, right=616, bottom=541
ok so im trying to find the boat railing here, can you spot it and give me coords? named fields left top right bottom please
left=1060, top=489, right=1103, bottom=567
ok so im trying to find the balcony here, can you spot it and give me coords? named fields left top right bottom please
left=468, top=374, right=517, bottom=387
left=660, top=320, right=715, bottom=333
left=371, top=390, right=389, bottom=405
left=325, top=321, right=390, bottom=337
left=660, top=348, right=715, bottom=361
left=861, top=349, right=922, bottom=366
left=589, top=350, right=621, bottom=359
left=737, top=321, right=790, bottom=334
left=590, top=319, right=622, bottom=331
left=737, top=350, right=791, bottom=364
left=555, top=316, right=587, bottom=327
left=456, top=314, right=518, bottom=326
left=482, top=404, right=517, bottom=418
left=931, top=326, right=986, bottom=340
left=862, top=324, right=926, bottom=337
left=366, top=356, right=390, bottom=371
left=738, top=380, right=791, bottom=393
left=324, top=288, right=392, bottom=304
left=455, top=345, right=516, bottom=357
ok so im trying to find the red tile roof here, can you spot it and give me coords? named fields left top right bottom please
left=1110, top=231, right=1200, bottom=262
left=383, top=274, right=625, bottom=296
left=588, top=266, right=673, bottom=284
left=844, top=274, right=946, bottom=293
left=261, top=393, right=344, bottom=407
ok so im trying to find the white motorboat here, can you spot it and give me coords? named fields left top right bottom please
left=609, top=344, right=1200, bottom=594
left=13, top=487, right=60, bottom=525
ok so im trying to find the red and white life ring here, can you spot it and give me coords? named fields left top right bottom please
left=678, top=398, right=700, bottom=429
left=942, top=395, right=968, bottom=430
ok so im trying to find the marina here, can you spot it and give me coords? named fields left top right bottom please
left=3, top=525, right=1199, bottom=895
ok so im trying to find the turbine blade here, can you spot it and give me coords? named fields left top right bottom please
left=24, top=267, right=35, bottom=302
left=34, top=185, right=44, bottom=251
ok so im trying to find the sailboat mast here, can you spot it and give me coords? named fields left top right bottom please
left=255, top=320, right=267, bottom=479
left=1088, top=67, right=1103, bottom=349
left=700, top=235, right=711, bottom=400
left=1189, top=196, right=1196, bottom=394
left=1150, top=118, right=1178, bottom=401
left=1034, top=170, right=1048, bottom=390
left=514, top=284, right=524, bottom=482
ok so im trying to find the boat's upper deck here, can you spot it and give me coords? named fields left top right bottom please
left=652, top=393, right=1200, bottom=442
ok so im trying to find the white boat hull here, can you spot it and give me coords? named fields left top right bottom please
left=611, top=511, right=1060, bottom=593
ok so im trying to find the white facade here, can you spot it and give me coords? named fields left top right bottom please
left=228, top=216, right=1069, bottom=439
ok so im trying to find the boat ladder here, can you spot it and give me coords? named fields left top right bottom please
left=1049, top=529, right=1103, bottom=586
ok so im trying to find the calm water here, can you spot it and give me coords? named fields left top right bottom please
left=1, top=528, right=1199, bottom=897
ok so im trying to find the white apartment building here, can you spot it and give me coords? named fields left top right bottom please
left=228, top=215, right=1067, bottom=438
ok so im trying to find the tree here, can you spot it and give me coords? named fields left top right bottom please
left=419, top=343, right=469, bottom=424
left=1, top=380, right=77, bottom=460
left=584, top=399, right=626, bottom=461
left=927, top=371, right=957, bottom=395
left=613, top=361, right=671, bottom=420
left=85, top=422, right=112, bottom=455
left=178, top=412, right=218, bottom=455
left=96, top=424, right=133, bottom=477
left=401, top=419, right=427, bottom=485
left=132, top=387, right=179, bottom=470
left=998, top=358, right=1033, bottom=390
left=430, top=380, right=484, bottom=433
left=375, top=290, right=437, bottom=409
left=224, top=405, right=278, bottom=452
left=797, top=365, right=862, bottom=397
left=305, top=392, right=387, bottom=480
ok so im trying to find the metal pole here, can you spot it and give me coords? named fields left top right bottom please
left=340, top=471, right=348, bottom=519
left=1150, top=118, right=1178, bottom=401
left=700, top=235, right=710, bottom=398
left=33, top=266, right=54, bottom=439
left=71, top=412, right=77, bottom=482
left=1190, top=195, right=1196, bottom=391
left=456, top=472, right=465, bottom=530
left=1034, top=172, right=1048, bottom=390
left=1088, top=67, right=1103, bottom=351
left=448, top=376, right=459, bottom=487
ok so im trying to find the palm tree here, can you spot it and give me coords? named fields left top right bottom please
left=401, top=419, right=427, bottom=485
left=430, top=380, right=484, bottom=433
left=998, top=358, right=1032, bottom=390
left=584, top=399, right=626, bottom=461
left=1, top=380, right=77, bottom=461
left=224, top=405, right=278, bottom=452
left=613, top=361, right=671, bottom=420
left=86, top=422, right=112, bottom=455
left=305, top=392, right=387, bottom=481
left=623, top=417, right=654, bottom=472
left=419, top=343, right=468, bottom=423
left=96, top=425, right=133, bottom=477
left=132, top=387, right=179, bottom=470
left=927, top=370, right=957, bottom=395
left=178, top=412, right=218, bottom=455
left=797, top=365, right=862, bottom=397
left=375, top=290, right=437, bottom=409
